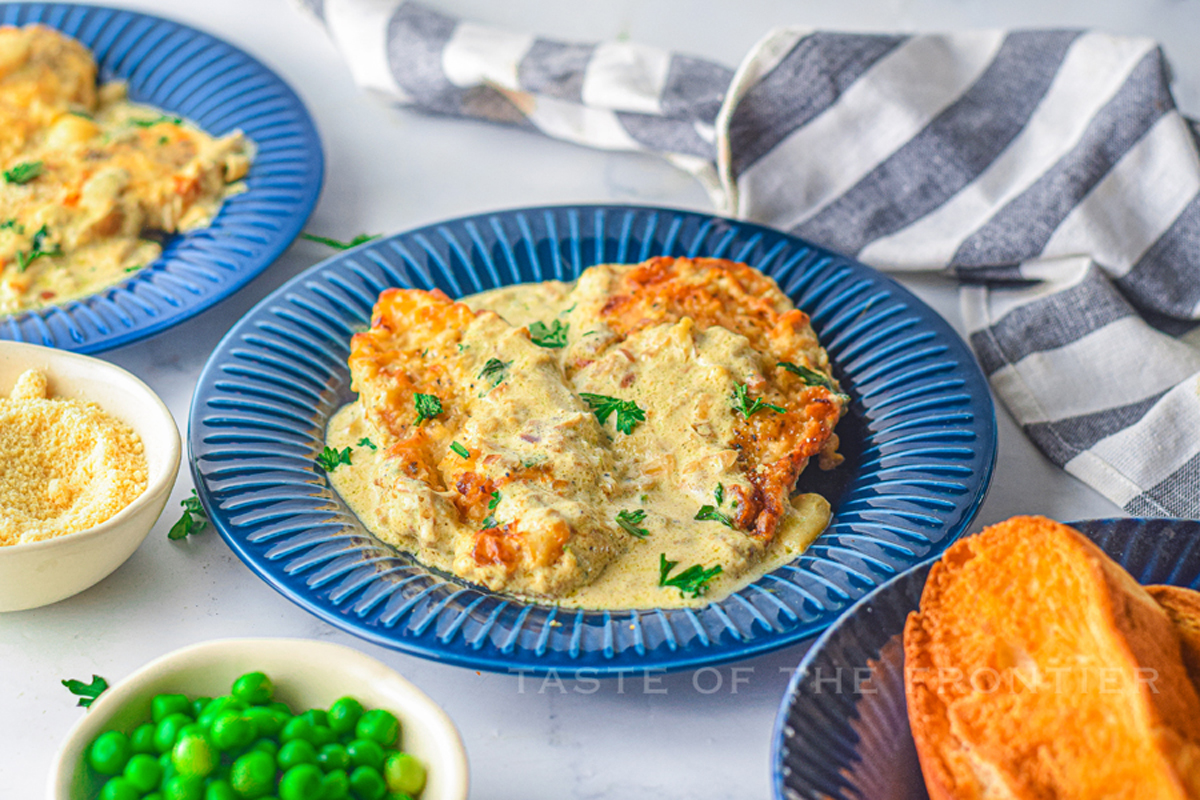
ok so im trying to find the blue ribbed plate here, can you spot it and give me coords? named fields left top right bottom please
left=0, top=3, right=322, bottom=353
left=773, top=518, right=1200, bottom=800
left=189, top=205, right=997, bottom=675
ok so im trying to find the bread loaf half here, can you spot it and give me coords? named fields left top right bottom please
left=904, top=515, right=1200, bottom=799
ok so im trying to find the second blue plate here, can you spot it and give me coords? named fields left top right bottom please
left=189, top=204, right=997, bottom=675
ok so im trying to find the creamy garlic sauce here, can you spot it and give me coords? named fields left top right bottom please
left=328, top=277, right=835, bottom=610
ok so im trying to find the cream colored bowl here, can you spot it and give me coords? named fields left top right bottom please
left=50, top=638, right=470, bottom=800
left=0, top=341, right=180, bottom=611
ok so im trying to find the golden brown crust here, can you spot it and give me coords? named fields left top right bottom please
left=1150, top=585, right=1200, bottom=688
left=904, top=516, right=1200, bottom=800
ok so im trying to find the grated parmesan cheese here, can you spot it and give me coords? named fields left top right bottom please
left=0, top=368, right=147, bottom=546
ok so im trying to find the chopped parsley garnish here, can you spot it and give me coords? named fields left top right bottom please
left=168, top=489, right=209, bottom=540
left=0, top=219, right=21, bottom=231
left=4, top=160, right=42, bottom=184
left=616, top=509, right=649, bottom=539
left=694, top=483, right=735, bottom=529
left=62, top=675, right=109, bottom=708
left=15, top=224, right=61, bottom=272
left=778, top=361, right=848, bottom=399
left=481, top=490, right=501, bottom=529
left=300, top=232, right=381, bottom=250
left=478, top=358, right=512, bottom=390
left=124, top=265, right=142, bottom=273
left=450, top=441, right=470, bottom=459
left=131, top=115, right=182, bottom=127
left=316, top=445, right=353, bottom=472
left=658, top=554, right=724, bottom=598
left=528, top=319, right=569, bottom=348
left=357, top=437, right=377, bottom=450
left=414, top=393, right=443, bottom=425
left=579, top=393, right=645, bottom=435
left=561, top=303, right=577, bottom=315
left=731, top=383, right=785, bottom=418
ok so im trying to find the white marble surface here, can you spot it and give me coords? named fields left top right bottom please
left=7, top=0, right=1199, bottom=795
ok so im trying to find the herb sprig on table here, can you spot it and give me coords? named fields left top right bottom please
left=300, top=232, right=381, bottom=250
left=658, top=554, right=723, bottom=598
left=62, top=675, right=109, bottom=708
left=168, top=490, right=209, bottom=540
left=579, top=393, right=645, bottom=435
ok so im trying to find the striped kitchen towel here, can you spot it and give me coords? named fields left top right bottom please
left=300, top=1, right=1200, bottom=519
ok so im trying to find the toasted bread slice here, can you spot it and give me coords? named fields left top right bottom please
left=904, top=516, right=1200, bottom=800
left=1150, top=585, right=1200, bottom=687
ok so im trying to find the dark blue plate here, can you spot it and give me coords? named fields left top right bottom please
left=189, top=204, right=997, bottom=675
left=772, top=518, right=1200, bottom=799
left=0, top=3, right=322, bottom=353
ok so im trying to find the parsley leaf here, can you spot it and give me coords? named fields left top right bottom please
left=731, top=383, right=785, bottom=418
left=778, top=361, right=848, bottom=400
left=481, top=490, right=501, bottom=529
left=450, top=441, right=470, bottom=459
left=15, top=224, right=62, bottom=272
left=357, top=437, right=377, bottom=450
left=528, top=319, right=568, bottom=348
left=4, top=160, right=43, bottom=184
left=658, top=555, right=724, bottom=598
left=694, top=484, right=735, bottom=529
left=131, top=115, right=182, bottom=128
left=616, top=509, right=649, bottom=538
left=168, top=489, right=209, bottom=540
left=579, top=393, right=645, bottom=435
left=478, top=358, right=511, bottom=390
left=300, top=232, right=380, bottom=250
left=316, top=445, right=353, bottom=472
left=414, top=393, right=443, bottom=425
left=62, top=675, right=109, bottom=708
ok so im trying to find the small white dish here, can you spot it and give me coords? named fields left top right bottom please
left=0, top=341, right=181, bottom=611
left=49, top=638, right=470, bottom=800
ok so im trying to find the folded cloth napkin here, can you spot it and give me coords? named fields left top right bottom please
left=300, top=0, right=1200, bottom=519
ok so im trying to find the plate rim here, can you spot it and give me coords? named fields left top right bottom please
left=0, top=2, right=324, bottom=353
left=188, top=201, right=999, bottom=676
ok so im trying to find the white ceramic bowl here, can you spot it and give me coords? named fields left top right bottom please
left=0, top=341, right=180, bottom=611
left=49, top=638, right=470, bottom=800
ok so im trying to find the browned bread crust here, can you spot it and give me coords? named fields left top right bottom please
left=904, top=516, right=1200, bottom=800
left=1150, top=585, right=1200, bottom=687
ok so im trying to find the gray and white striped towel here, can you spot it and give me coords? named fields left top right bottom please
left=300, top=0, right=1200, bottom=519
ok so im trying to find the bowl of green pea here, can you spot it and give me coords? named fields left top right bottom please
left=48, top=638, right=468, bottom=800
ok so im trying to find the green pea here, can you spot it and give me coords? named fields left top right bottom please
left=319, top=770, right=349, bottom=800
left=144, top=794, right=165, bottom=800
left=299, top=709, right=328, bottom=727
left=162, top=774, right=204, bottom=800
left=279, top=764, right=324, bottom=800
left=354, top=710, right=399, bottom=748
left=88, top=730, right=132, bottom=775
left=198, top=696, right=246, bottom=728
left=131, top=723, right=157, bottom=754
left=191, top=697, right=212, bottom=717
left=316, top=743, right=349, bottom=772
left=231, top=750, right=275, bottom=798
left=152, top=694, right=193, bottom=723
left=154, top=713, right=193, bottom=753
left=123, top=752, right=163, bottom=792
left=99, top=776, right=140, bottom=800
left=311, top=725, right=336, bottom=748
left=248, top=737, right=279, bottom=758
left=327, top=698, right=363, bottom=736
left=281, top=715, right=316, bottom=744
left=268, top=700, right=292, bottom=714
left=348, top=766, right=386, bottom=800
left=383, top=753, right=425, bottom=796
left=345, top=739, right=384, bottom=770
left=173, top=732, right=219, bottom=778
left=244, top=706, right=287, bottom=737
left=277, top=738, right=317, bottom=770
left=210, top=712, right=255, bottom=751
left=231, top=672, right=274, bottom=705
left=204, top=779, right=238, bottom=800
